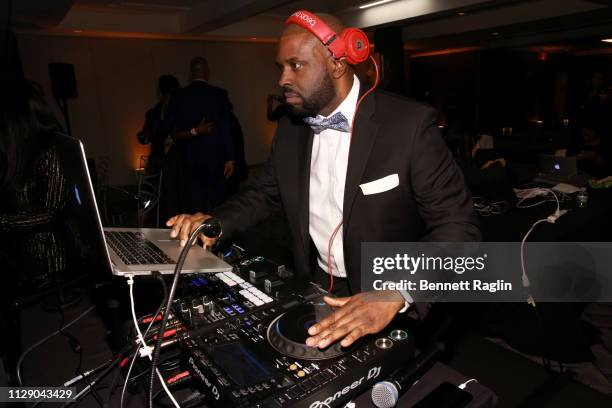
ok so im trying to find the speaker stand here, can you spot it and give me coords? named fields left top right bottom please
left=56, top=97, right=72, bottom=136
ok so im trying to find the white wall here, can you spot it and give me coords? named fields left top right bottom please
left=17, top=34, right=279, bottom=185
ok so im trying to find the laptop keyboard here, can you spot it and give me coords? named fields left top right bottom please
left=105, top=231, right=174, bottom=265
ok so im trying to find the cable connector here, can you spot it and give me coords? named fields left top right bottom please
left=139, top=344, right=152, bottom=358
left=458, top=378, right=478, bottom=390
left=547, top=209, right=567, bottom=223
left=521, top=273, right=531, bottom=288
left=527, top=295, right=537, bottom=307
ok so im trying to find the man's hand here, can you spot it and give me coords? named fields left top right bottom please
left=166, top=212, right=218, bottom=248
left=196, top=119, right=215, bottom=135
left=480, top=158, right=506, bottom=169
left=163, top=135, right=174, bottom=154
left=306, top=291, right=405, bottom=349
left=224, top=161, right=235, bottom=179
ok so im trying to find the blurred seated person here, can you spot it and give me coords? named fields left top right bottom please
left=568, top=122, right=611, bottom=178
left=446, top=123, right=514, bottom=202
left=0, top=79, right=73, bottom=291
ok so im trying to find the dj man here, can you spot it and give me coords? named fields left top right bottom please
left=168, top=12, right=480, bottom=350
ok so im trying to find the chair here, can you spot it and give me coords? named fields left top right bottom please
left=136, top=168, right=163, bottom=228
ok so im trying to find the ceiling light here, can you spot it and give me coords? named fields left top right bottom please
left=602, top=39, right=612, bottom=43
left=491, top=32, right=500, bottom=36
left=457, top=12, right=466, bottom=16
left=73, top=30, right=82, bottom=33
left=359, top=0, right=394, bottom=10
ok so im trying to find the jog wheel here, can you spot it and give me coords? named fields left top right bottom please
left=267, top=302, right=358, bottom=360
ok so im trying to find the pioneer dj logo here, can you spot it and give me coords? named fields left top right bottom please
left=292, top=11, right=316, bottom=27
left=308, top=366, right=381, bottom=408
left=188, top=357, right=221, bottom=400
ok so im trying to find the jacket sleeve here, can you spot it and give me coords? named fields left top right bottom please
left=217, top=90, right=234, bottom=162
left=409, top=107, right=481, bottom=242
left=209, top=135, right=281, bottom=239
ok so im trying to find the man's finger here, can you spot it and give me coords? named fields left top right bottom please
left=315, top=323, right=353, bottom=349
left=340, top=326, right=365, bottom=348
left=166, top=215, right=178, bottom=227
left=307, top=314, right=357, bottom=347
left=308, top=301, right=354, bottom=336
left=170, top=215, right=186, bottom=237
left=323, top=296, right=351, bottom=308
left=178, top=219, right=193, bottom=246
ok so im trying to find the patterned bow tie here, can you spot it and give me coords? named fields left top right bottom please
left=303, top=112, right=350, bottom=134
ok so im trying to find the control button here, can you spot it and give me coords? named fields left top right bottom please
left=296, top=383, right=309, bottom=397
left=240, top=389, right=248, bottom=396
left=255, top=384, right=263, bottom=392
left=297, top=370, right=306, bottom=378
left=232, top=390, right=240, bottom=398
left=375, top=337, right=394, bottom=349
left=289, top=363, right=298, bottom=371
left=303, top=378, right=316, bottom=390
left=262, top=382, right=270, bottom=389
left=389, top=329, right=408, bottom=341
left=247, top=386, right=256, bottom=394
left=287, top=386, right=300, bottom=399
left=310, top=374, right=323, bottom=386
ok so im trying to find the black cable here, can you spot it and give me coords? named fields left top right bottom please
left=62, top=343, right=134, bottom=408
left=125, top=355, right=180, bottom=391
left=57, top=306, right=104, bottom=407
left=158, top=357, right=181, bottom=372
left=147, top=222, right=213, bottom=408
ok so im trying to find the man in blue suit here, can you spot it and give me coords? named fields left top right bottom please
left=164, top=57, right=234, bottom=213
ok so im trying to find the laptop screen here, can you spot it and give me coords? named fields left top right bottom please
left=53, top=132, right=113, bottom=286
left=538, top=154, right=577, bottom=177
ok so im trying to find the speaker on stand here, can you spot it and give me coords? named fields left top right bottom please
left=48, top=63, right=78, bottom=136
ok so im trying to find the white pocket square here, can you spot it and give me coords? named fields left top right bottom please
left=359, top=174, right=399, bottom=195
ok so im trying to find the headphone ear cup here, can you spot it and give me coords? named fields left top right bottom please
left=340, top=28, right=370, bottom=65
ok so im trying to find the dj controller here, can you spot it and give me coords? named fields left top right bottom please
left=169, top=245, right=415, bottom=408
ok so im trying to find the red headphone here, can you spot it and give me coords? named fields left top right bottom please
left=284, top=10, right=370, bottom=65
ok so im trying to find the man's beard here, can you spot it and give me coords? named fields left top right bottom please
left=284, top=73, right=335, bottom=119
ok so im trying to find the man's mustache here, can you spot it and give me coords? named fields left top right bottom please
left=282, top=87, right=302, bottom=99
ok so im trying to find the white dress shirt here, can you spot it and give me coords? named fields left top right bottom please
left=309, top=75, right=360, bottom=277
left=307, top=76, right=412, bottom=312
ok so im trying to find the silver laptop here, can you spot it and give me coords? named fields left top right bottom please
left=534, top=154, right=578, bottom=185
left=57, top=133, right=232, bottom=277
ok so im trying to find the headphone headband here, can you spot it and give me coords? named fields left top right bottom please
left=284, top=10, right=369, bottom=65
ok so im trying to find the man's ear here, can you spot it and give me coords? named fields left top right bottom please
left=329, top=57, right=349, bottom=79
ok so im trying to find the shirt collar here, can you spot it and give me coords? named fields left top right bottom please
left=318, top=75, right=360, bottom=125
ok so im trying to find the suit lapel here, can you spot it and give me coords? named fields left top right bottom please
left=343, top=91, right=379, bottom=234
left=296, top=124, right=314, bottom=256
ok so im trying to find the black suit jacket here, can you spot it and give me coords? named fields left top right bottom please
left=163, top=81, right=234, bottom=168
left=211, top=90, right=480, bottom=292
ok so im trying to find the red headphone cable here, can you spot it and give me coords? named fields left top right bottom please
left=326, top=55, right=380, bottom=293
